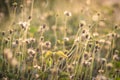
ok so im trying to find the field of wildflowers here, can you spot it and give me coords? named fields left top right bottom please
left=0, top=0, right=120, bottom=80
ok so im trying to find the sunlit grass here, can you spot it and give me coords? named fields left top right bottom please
left=0, top=0, right=120, bottom=80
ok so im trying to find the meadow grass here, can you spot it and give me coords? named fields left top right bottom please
left=0, top=0, right=120, bottom=80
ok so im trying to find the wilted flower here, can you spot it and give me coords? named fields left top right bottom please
left=18, top=21, right=30, bottom=30
left=81, top=32, right=90, bottom=41
left=39, top=36, right=44, bottom=42
left=38, top=24, right=48, bottom=33
left=79, top=20, right=86, bottom=27
left=44, top=41, right=51, bottom=49
left=64, top=11, right=72, bottom=16
left=100, top=58, right=107, bottom=65
left=28, top=48, right=36, bottom=56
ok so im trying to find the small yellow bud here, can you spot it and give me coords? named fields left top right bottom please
left=56, top=51, right=68, bottom=58
left=45, top=51, right=53, bottom=59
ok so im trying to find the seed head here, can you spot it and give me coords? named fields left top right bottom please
left=20, top=5, right=23, bottom=8
left=106, top=63, right=113, bottom=69
left=40, top=36, right=44, bottom=42
left=79, top=20, right=86, bottom=27
left=64, top=11, right=72, bottom=16
left=28, top=48, right=36, bottom=56
left=44, top=41, right=51, bottom=49
left=12, top=2, right=17, bottom=8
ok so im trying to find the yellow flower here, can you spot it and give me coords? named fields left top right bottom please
left=45, top=51, right=53, bottom=59
left=56, top=51, right=68, bottom=58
